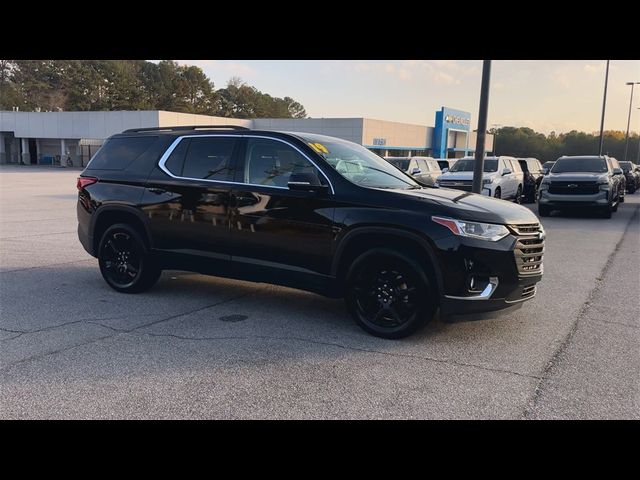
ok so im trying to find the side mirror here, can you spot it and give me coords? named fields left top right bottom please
left=411, top=167, right=421, bottom=175
left=612, top=167, right=623, bottom=175
left=502, top=168, right=512, bottom=176
left=288, top=172, right=328, bottom=193
left=542, top=167, right=549, bottom=175
left=442, top=168, right=449, bottom=173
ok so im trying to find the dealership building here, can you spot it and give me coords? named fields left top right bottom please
left=0, top=106, right=493, bottom=167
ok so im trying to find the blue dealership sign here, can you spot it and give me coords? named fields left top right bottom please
left=433, top=107, right=471, bottom=159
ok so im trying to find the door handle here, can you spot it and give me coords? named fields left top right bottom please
left=148, top=188, right=167, bottom=195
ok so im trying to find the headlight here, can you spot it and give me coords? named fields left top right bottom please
left=432, top=216, right=510, bottom=242
left=482, top=178, right=493, bottom=185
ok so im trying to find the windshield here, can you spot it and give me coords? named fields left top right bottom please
left=298, top=136, right=420, bottom=189
left=387, top=159, right=410, bottom=171
left=449, top=159, right=498, bottom=173
left=551, top=157, right=608, bottom=173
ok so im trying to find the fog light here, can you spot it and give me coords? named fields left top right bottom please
left=469, top=275, right=476, bottom=290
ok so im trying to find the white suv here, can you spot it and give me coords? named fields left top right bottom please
left=435, top=156, right=524, bottom=202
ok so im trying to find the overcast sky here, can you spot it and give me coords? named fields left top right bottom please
left=176, top=60, right=639, bottom=134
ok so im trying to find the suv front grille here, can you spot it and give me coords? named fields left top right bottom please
left=439, top=180, right=473, bottom=191
left=509, top=223, right=544, bottom=276
left=548, top=181, right=599, bottom=195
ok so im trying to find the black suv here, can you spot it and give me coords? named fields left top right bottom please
left=619, top=161, right=639, bottom=193
left=517, top=157, right=543, bottom=203
left=538, top=155, right=625, bottom=218
left=77, top=126, right=544, bottom=338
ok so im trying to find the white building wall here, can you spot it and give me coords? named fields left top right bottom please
left=252, top=118, right=364, bottom=144
left=0, top=111, right=161, bottom=140
left=157, top=112, right=251, bottom=129
left=362, top=119, right=432, bottom=150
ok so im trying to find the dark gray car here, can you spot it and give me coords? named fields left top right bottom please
left=538, top=155, right=625, bottom=218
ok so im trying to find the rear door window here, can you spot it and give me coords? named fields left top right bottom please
left=182, top=137, right=238, bottom=181
left=88, top=136, right=157, bottom=170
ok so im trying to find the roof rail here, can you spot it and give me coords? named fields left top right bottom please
left=123, top=125, right=250, bottom=133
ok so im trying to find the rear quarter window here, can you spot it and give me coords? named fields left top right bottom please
left=88, top=136, right=158, bottom=170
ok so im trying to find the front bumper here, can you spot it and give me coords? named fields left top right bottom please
left=440, top=274, right=541, bottom=317
left=433, top=224, right=544, bottom=317
left=538, top=189, right=610, bottom=207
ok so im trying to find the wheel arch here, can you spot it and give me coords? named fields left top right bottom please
left=92, top=205, right=153, bottom=254
left=331, top=227, right=443, bottom=297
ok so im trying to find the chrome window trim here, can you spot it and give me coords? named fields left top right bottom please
left=157, top=134, right=335, bottom=194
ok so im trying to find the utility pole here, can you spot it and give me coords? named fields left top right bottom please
left=623, top=82, right=639, bottom=161
left=472, top=60, right=491, bottom=194
left=598, top=60, right=610, bottom=156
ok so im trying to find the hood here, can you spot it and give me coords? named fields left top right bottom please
left=385, top=187, right=539, bottom=225
left=545, top=172, right=608, bottom=182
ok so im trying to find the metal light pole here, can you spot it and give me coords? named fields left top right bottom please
left=637, top=108, right=640, bottom=164
left=472, top=60, right=491, bottom=194
left=598, top=60, right=610, bottom=156
left=491, top=123, right=502, bottom=155
left=623, top=82, right=640, bottom=161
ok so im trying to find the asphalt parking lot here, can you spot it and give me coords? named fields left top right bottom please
left=1, top=165, right=638, bottom=419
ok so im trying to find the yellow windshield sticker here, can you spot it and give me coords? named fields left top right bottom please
left=309, top=142, right=329, bottom=154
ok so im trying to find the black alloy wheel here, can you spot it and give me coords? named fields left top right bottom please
left=494, top=187, right=501, bottom=199
left=98, top=223, right=161, bottom=293
left=346, top=251, right=435, bottom=339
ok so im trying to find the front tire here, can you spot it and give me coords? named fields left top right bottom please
left=345, top=249, right=436, bottom=339
left=98, top=223, right=161, bottom=293
left=494, top=187, right=501, bottom=199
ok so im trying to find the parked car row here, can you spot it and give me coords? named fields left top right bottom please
left=538, top=155, right=637, bottom=218
left=383, top=154, right=640, bottom=219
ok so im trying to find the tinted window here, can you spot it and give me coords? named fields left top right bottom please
left=388, top=159, right=410, bottom=171
left=528, top=159, right=541, bottom=173
left=244, top=138, right=320, bottom=188
left=164, top=138, right=190, bottom=176
left=450, top=159, right=498, bottom=173
left=619, top=161, right=633, bottom=172
left=88, top=136, right=157, bottom=170
left=551, top=157, right=608, bottom=173
left=182, top=137, right=237, bottom=181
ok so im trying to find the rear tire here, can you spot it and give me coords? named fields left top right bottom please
left=98, top=223, right=161, bottom=293
left=538, top=205, right=551, bottom=217
left=345, top=249, right=436, bottom=339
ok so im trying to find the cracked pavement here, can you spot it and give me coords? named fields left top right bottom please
left=1, top=165, right=638, bottom=419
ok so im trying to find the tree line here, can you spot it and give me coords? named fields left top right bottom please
left=0, top=60, right=307, bottom=119
left=492, top=126, right=640, bottom=163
